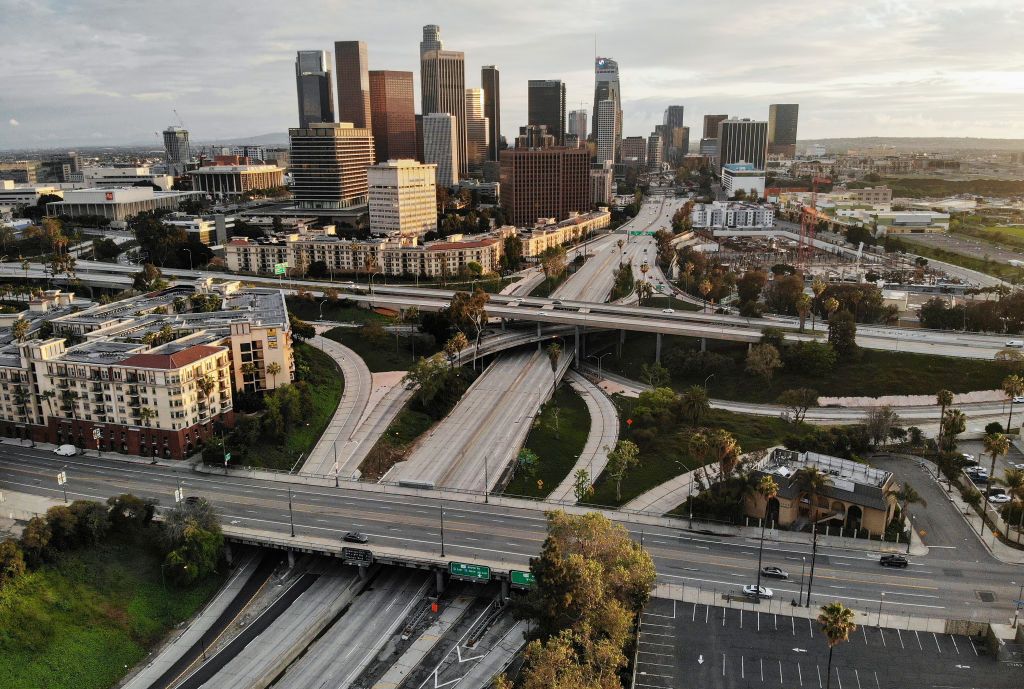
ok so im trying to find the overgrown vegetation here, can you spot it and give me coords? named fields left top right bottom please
left=202, top=343, right=342, bottom=470
left=0, top=495, right=225, bottom=689
left=503, top=384, right=590, bottom=499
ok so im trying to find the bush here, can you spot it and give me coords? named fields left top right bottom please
left=784, top=341, right=837, bottom=377
left=985, top=421, right=1004, bottom=436
left=663, top=348, right=732, bottom=378
left=0, top=538, right=26, bottom=587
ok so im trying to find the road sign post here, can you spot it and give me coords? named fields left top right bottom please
left=273, top=262, right=288, bottom=276
left=510, top=570, right=535, bottom=589
left=448, top=562, right=491, bottom=583
left=56, top=471, right=67, bottom=503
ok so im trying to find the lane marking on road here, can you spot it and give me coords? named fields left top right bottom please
left=914, top=630, right=924, bottom=650
left=950, top=635, right=959, bottom=654
left=933, top=632, right=942, bottom=653
left=855, top=668, right=863, bottom=689
left=897, top=629, right=904, bottom=649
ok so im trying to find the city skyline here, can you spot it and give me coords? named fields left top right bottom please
left=1, top=0, right=1023, bottom=150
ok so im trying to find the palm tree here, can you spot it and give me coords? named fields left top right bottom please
left=60, top=389, right=78, bottom=420
left=139, top=406, right=155, bottom=427
left=1002, top=375, right=1024, bottom=434
left=936, top=389, right=953, bottom=449
left=754, top=475, right=779, bottom=599
left=695, top=428, right=741, bottom=482
left=196, top=374, right=215, bottom=400
left=11, top=317, right=29, bottom=343
left=893, top=483, right=927, bottom=520
left=616, top=238, right=624, bottom=265
left=824, top=297, right=840, bottom=320
left=818, top=602, right=857, bottom=689
left=266, top=361, right=282, bottom=388
left=699, top=279, right=713, bottom=312
left=941, top=407, right=966, bottom=453
left=796, top=293, right=811, bottom=332
left=997, top=467, right=1024, bottom=504
left=679, top=385, right=710, bottom=426
left=811, top=278, right=827, bottom=331
left=545, top=342, right=561, bottom=395
left=983, top=433, right=1010, bottom=510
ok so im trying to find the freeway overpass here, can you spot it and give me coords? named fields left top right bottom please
left=2, top=443, right=1019, bottom=626
left=3, top=259, right=1009, bottom=360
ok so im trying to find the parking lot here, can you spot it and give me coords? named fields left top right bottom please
left=635, top=598, right=1020, bottom=689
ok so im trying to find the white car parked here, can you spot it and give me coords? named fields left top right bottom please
left=53, top=444, right=77, bottom=457
left=988, top=494, right=1012, bottom=504
left=742, top=585, right=774, bottom=599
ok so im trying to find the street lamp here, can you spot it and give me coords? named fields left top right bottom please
left=703, top=373, right=715, bottom=392
left=183, top=248, right=193, bottom=271
left=439, top=502, right=446, bottom=558
left=287, top=487, right=295, bottom=537
left=318, top=298, right=328, bottom=320
left=586, top=352, right=612, bottom=378
left=805, top=520, right=820, bottom=607
left=877, top=592, right=886, bottom=626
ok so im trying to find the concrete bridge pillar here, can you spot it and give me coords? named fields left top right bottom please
left=357, top=565, right=370, bottom=580
left=617, top=329, right=625, bottom=357
left=223, top=542, right=233, bottom=566
left=700, top=337, right=707, bottom=352
left=537, top=322, right=542, bottom=351
left=501, top=579, right=510, bottom=601
left=574, top=327, right=580, bottom=365
left=435, top=568, right=446, bottom=596
left=287, top=549, right=295, bottom=569
left=655, top=333, right=662, bottom=365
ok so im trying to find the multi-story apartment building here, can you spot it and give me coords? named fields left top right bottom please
left=689, top=202, right=774, bottom=230
left=0, top=283, right=293, bottom=458
left=367, top=160, right=437, bottom=237
left=226, top=211, right=610, bottom=275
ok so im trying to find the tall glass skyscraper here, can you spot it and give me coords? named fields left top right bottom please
left=528, top=79, right=566, bottom=146
left=481, top=66, right=501, bottom=161
left=420, top=25, right=467, bottom=178
left=295, top=50, right=335, bottom=129
left=334, top=41, right=371, bottom=129
left=592, top=58, right=622, bottom=159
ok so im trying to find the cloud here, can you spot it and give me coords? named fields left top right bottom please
left=0, top=0, right=1022, bottom=148
left=8, top=118, right=18, bottom=127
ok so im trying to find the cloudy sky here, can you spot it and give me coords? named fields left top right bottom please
left=1, top=0, right=1022, bottom=150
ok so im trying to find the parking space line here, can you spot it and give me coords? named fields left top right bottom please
left=808, top=618, right=814, bottom=638
left=740, top=609, right=743, bottom=629
left=635, top=683, right=671, bottom=689
left=641, top=641, right=675, bottom=648
left=798, top=661, right=803, bottom=686
left=779, top=659, right=784, bottom=685
left=692, top=603, right=697, bottom=622
left=758, top=611, right=761, bottom=631
left=897, top=629, right=904, bottom=648
left=970, top=638, right=979, bottom=655
left=705, top=605, right=710, bottom=624
left=817, top=665, right=822, bottom=688
left=932, top=632, right=941, bottom=653
left=637, top=672, right=674, bottom=678
left=874, top=671, right=881, bottom=689
left=741, top=655, right=745, bottom=680
left=639, top=661, right=675, bottom=668
left=643, top=622, right=673, bottom=629
left=878, top=628, right=886, bottom=647
left=836, top=666, right=843, bottom=689
left=641, top=631, right=675, bottom=638
left=722, top=607, right=726, bottom=627
left=761, top=658, right=764, bottom=682
left=861, top=624, right=868, bottom=644
left=639, top=651, right=674, bottom=658
left=855, top=668, right=863, bottom=689
left=949, top=635, right=960, bottom=654
left=774, top=613, right=778, bottom=630
left=722, top=653, right=726, bottom=677
left=792, top=616, right=796, bottom=636
left=914, top=630, right=923, bottom=650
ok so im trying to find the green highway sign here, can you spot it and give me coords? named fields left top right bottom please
left=449, top=562, right=491, bottom=582
left=510, top=570, right=535, bottom=588
left=629, top=230, right=655, bottom=236
left=341, top=547, right=373, bottom=566
left=273, top=262, right=288, bottom=275
left=223, top=452, right=231, bottom=463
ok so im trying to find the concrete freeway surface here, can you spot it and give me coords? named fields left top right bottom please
left=2, top=444, right=1021, bottom=626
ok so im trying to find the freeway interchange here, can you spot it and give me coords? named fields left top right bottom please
left=1, top=442, right=1020, bottom=628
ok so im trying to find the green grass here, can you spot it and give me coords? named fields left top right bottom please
left=0, top=532, right=225, bottom=689
left=646, top=295, right=702, bottom=312
left=359, top=408, right=436, bottom=480
left=324, top=326, right=440, bottom=372
left=848, top=178, right=1024, bottom=199
left=285, top=296, right=389, bottom=324
left=594, top=332, right=1017, bottom=402
left=587, top=398, right=796, bottom=507
left=900, top=238, right=1021, bottom=281
left=530, top=272, right=569, bottom=298
left=503, top=384, right=590, bottom=499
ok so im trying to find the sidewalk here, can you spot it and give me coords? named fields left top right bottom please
left=546, top=370, right=619, bottom=504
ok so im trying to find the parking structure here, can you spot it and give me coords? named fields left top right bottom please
left=635, top=598, right=1021, bottom=689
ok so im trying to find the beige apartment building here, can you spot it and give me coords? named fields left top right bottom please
left=0, top=282, right=294, bottom=459
left=367, top=159, right=438, bottom=237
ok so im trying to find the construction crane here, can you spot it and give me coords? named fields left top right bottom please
left=173, top=108, right=186, bottom=129
left=798, top=176, right=831, bottom=266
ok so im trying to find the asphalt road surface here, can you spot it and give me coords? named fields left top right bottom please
left=1, top=444, right=1020, bottom=624
left=636, top=598, right=1020, bottom=689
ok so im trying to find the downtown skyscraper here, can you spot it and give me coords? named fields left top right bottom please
left=528, top=79, right=567, bottom=146
left=420, top=25, right=467, bottom=179
left=369, top=70, right=417, bottom=162
left=593, top=58, right=622, bottom=161
left=334, top=41, right=371, bottom=129
left=465, top=88, right=489, bottom=177
left=481, top=66, right=501, bottom=161
left=295, top=50, right=335, bottom=128
left=768, top=104, right=800, bottom=158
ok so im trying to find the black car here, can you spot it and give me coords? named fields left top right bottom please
left=760, top=566, right=789, bottom=579
left=343, top=531, right=369, bottom=544
left=879, top=554, right=909, bottom=568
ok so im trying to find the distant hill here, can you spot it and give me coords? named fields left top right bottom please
left=198, top=132, right=289, bottom=147
left=798, top=137, right=1024, bottom=154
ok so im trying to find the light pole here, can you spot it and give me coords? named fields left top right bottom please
left=798, top=557, right=806, bottom=604
left=318, top=298, right=328, bottom=320
left=805, top=521, right=819, bottom=607
left=287, top=487, right=295, bottom=537
left=1013, top=583, right=1024, bottom=629
left=877, top=592, right=885, bottom=626
left=483, top=454, right=489, bottom=504
left=703, top=373, right=715, bottom=392
left=587, top=352, right=612, bottom=378
left=333, top=443, right=340, bottom=488
left=183, top=248, right=193, bottom=271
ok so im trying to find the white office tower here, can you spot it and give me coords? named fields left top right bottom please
left=368, top=159, right=438, bottom=237
left=596, top=100, right=619, bottom=164
left=423, top=113, right=460, bottom=187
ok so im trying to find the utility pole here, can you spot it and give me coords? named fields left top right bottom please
left=805, top=522, right=819, bottom=607
left=440, top=502, right=446, bottom=558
